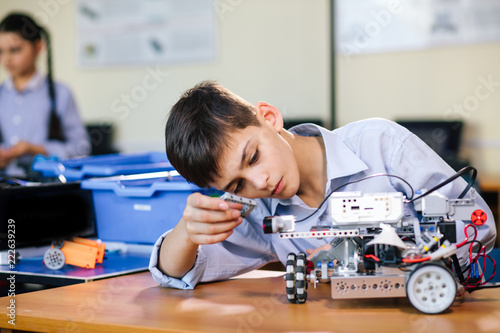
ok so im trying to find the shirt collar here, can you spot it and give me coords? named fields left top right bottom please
left=4, top=72, right=45, bottom=92
left=269, top=123, right=368, bottom=215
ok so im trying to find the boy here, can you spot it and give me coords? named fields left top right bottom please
left=149, top=81, right=496, bottom=289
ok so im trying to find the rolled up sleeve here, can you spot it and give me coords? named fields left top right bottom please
left=148, top=230, right=207, bottom=289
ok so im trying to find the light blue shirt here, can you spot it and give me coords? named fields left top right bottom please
left=149, top=118, right=496, bottom=289
left=0, top=72, right=90, bottom=174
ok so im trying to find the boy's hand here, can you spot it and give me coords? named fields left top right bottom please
left=306, top=243, right=332, bottom=260
left=182, top=192, right=244, bottom=245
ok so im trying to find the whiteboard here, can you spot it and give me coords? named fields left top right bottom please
left=335, top=0, right=500, bottom=58
left=75, top=0, right=217, bottom=68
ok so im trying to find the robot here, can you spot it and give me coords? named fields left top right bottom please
left=261, top=183, right=491, bottom=314
left=222, top=167, right=496, bottom=314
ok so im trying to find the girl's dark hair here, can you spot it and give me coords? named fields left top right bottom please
left=165, top=81, right=260, bottom=188
left=0, top=13, right=65, bottom=142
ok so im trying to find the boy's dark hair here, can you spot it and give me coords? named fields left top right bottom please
left=165, top=81, right=260, bottom=188
left=0, top=12, right=65, bottom=143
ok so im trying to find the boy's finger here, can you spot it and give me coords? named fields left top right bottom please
left=200, top=218, right=242, bottom=235
left=226, top=201, right=244, bottom=210
left=190, top=193, right=243, bottom=211
left=190, top=229, right=234, bottom=245
left=190, top=193, right=224, bottom=209
left=187, top=218, right=242, bottom=237
left=190, top=207, right=241, bottom=223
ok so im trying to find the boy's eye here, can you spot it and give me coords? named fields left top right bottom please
left=234, top=180, right=243, bottom=194
left=249, top=149, right=259, bottom=166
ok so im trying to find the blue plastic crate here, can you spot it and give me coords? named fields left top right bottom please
left=81, top=174, right=213, bottom=244
left=481, top=248, right=500, bottom=283
left=32, top=152, right=173, bottom=181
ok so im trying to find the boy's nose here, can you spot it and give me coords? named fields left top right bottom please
left=248, top=169, right=268, bottom=191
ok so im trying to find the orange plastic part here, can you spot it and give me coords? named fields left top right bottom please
left=471, top=209, right=487, bottom=226
left=56, top=241, right=98, bottom=269
left=72, top=237, right=106, bottom=264
left=51, top=238, right=107, bottom=269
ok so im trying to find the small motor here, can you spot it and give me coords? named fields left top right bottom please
left=263, top=215, right=296, bottom=234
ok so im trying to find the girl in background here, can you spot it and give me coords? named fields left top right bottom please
left=0, top=12, right=90, bottom=177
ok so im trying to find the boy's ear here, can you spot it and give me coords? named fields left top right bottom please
left=255, top=102, right=283, bottom=132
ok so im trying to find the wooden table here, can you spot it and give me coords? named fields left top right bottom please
left=2, top=271, right=500, bottom=333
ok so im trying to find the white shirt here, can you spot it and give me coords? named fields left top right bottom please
left=149, top=118, right=496, bottom=289
left=0, top=72, right=90, bottom=175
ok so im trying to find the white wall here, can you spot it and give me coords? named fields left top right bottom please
left=1, top=0, right=499, bottom=176
left=0, top=0, right=331, bottom=151
left=336, top=43, right=500, bottom=176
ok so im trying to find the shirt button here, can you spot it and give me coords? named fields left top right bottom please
left=12, top=115, right=21, bottom=125
left=15, top=95, right=23, bottom=104
left=10, top=136, right=19, bottom=145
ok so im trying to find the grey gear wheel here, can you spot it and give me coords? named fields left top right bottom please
left=406, top=263, right=456, bottom=314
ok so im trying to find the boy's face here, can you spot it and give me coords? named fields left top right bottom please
left=209, top=107, right=300, bottom=200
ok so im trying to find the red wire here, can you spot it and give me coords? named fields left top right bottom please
left=457, top=224, right=477, bottom=248
left=483, top=254, right=496, bottom=284
left=402, top=256, right=431, bottom=263
left=364, top=254, right=431, bottom=264
left=364, top=254, right=380, bottom=262
left=461, top=224, right=486, bottom=290
left=462, top=243, right=497, bottom=291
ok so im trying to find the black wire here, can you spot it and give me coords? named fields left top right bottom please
left=463, top=254, right=497, bottom=292
left=296, top=166, right=477, bottom=223
left=452, top=254, right=466, bottom=284
left=409, top=166, right=477, bottom=203
left=458, top=167, right=477, bottom=199
left=295, top=173, right=415, bottom=223
left=469, top=283, right=500, bottom=290
left=465, top=239, right=484, bottom=254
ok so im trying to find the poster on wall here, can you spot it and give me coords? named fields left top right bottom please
left=76, top=0, right=217, bottom=68
left=335, top=0, right=500, bottom=58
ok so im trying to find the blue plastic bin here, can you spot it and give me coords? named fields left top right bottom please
left=33, top=152, right=173, bottom=181
left=81, top=175, right=213, bottom=244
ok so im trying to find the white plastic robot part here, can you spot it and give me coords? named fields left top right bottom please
left=406, top=264, right=457, bottom=314
left=44, top=248, right=65, bottom=270
left=329, top=191, right=404, bottom=225
left=220, top=193, right=257, bottom=218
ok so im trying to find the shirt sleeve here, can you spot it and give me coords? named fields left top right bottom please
left=149, top=230, right=207, bottom=289
left=149, top=203, right=279, bottom=289
left=43, top=84, right=91, bottom=159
